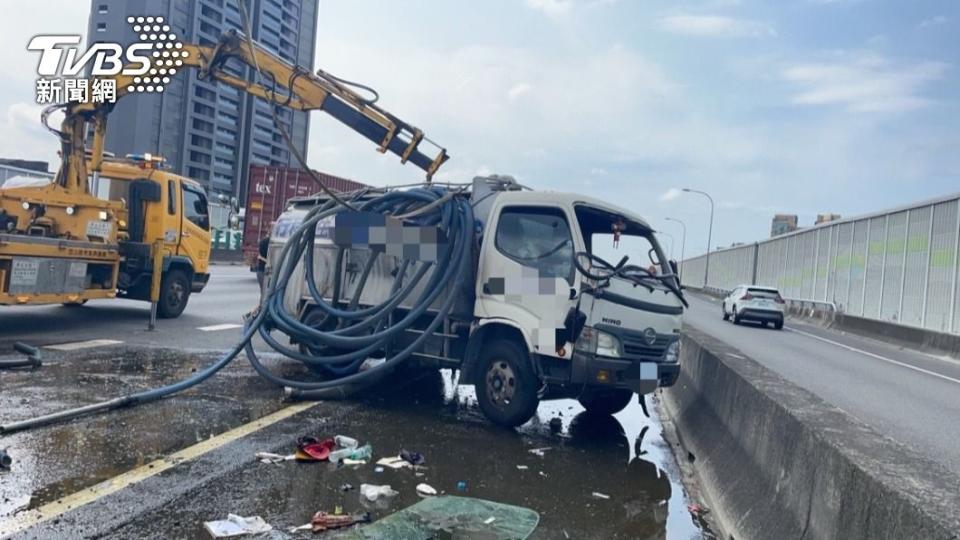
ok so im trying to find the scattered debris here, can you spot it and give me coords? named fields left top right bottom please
left=376, top=456, right=411, bottom=470
left=342, top=458, right=367, bottom=466
left=0, top=449, right=11, bottom=470
left=360, top=484, right=399, bottom=502
left=374, top=466, right=385, bottom=473
left=203, top=514, right=272, bottom=538
left=311, top=511, right=371, bottom=532
left=334, top=435, right=358, bottom=449
left=516, top=465, right=529, bottom=470
left=538, top=471, right=548, bottom=478
left=528, top=447, right=552, bottom=457
left=340, top=483, right=354, bottom=492
left=484, top=517, right=496, bottom=525
left=254, top=452, right=293, bottom=464
left=331, top=443, right=373, bottom=463
left=295, top=437, right=335, bottom=462
left=400, top=449, right=425, bottom=466
left=416, top=483, right=438, bottom=497
left=591, top=492, right=611, bottom=500
left=456, top=480, right=467, bottom=492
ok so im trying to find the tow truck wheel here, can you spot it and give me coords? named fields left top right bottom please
left=475, top=339, right=540, bottom=428
left=158, top=269, right=190, bottom=319
left=578, top=389, right=634, bottom=416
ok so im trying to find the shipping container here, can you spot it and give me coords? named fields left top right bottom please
left=242, top=165, right=367, bottom=269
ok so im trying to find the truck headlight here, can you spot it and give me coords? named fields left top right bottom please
left=574, top=327, right=621, bottom=358
left=664, top=341, right=680, bottom=363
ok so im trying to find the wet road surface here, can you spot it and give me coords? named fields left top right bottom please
left=0, top=346, right=707, bottom=539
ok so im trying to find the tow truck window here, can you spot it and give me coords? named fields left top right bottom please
left=495, top=206, right=574, bottom=282
left=574, top=205, right=670, bottom=276
left=182, top=185, right=210, bottom=230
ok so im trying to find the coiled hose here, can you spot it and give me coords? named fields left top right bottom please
left=0, top=187, right=474, bottom=434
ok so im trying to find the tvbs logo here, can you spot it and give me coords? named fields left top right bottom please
left=29, top=16, right=186, bottom=105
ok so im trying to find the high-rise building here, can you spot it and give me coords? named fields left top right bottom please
left=770, top=214, right=798, bottom=237
left=87, top=0, right=317, bottom=204
left=815, top=213, right=842, bottom=225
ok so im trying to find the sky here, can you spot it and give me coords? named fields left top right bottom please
left=0, top=0, right=957, bottom=258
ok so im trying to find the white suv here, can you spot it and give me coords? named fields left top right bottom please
left=722, top=285, right=786, bottom=329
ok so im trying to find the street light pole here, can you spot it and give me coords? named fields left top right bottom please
left=682, top=188, right=714, bottom=288
left=665, top=216, right=686, bottom=280
left=659, top=230, right=675, bottom=259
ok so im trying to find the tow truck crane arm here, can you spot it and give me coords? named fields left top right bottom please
left=53, top=29, right=449, bottom=195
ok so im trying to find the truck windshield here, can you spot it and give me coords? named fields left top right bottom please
left=573, top=205, right=669, bottom=276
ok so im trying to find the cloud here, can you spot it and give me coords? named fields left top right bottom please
left=657, top=14, right=776, bottom=38
left=918, top=15, right=948, bottom=29
left=525, top=0, right=574, bottom=18
left=659, top=188, right=683, bottom=202
left=782, top=54, right=949, bottom=112
left=508, top=83, right=532, bottom=101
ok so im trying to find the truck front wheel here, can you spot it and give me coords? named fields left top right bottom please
left=578, top=389, right=634, bottom=416
left=158, top=269, right=191, bottom=318
left=475, top=339, right=540, bottom=428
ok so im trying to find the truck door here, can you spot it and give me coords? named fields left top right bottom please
left=476, top=204, right=582, bottom=357
left=178, top=183, right=211, bottom=275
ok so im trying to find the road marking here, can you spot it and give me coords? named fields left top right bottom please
left=198, top=323, right=243, bottom=332
left=785, top=327, right=960, bottom=386
left=0, top=402, right=319, bottom=538
left=45, top=339, right=123, bottom=351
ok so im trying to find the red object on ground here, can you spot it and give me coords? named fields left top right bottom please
left=241, top=165, right=368, bottom=268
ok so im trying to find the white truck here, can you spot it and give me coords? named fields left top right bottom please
left=267, top=176, right=687, bottom=426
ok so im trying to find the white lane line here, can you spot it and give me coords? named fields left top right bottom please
left=45, top=339, right=123, bottom=351
left=785, top=327, right=960, bottom=386
left=198, top=323, right=243, bottom=332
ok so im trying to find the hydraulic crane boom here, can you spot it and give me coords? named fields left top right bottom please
left=53, top=29, right=449, bottom=195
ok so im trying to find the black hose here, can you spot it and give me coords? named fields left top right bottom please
left=0, top=342, right=42, bottom=370
left=0, top=187, right=474, bottom=435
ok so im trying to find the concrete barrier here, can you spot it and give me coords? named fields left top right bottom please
left=660, top=326, right=960, bottom=540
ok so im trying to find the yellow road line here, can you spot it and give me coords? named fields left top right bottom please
left=0, top=402, right=318, bottom=538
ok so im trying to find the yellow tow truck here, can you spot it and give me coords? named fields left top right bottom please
left=0, top=29, right=446, bottom=321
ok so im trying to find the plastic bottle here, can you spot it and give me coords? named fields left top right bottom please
left=329, top=447, right=354, bottom=464
left=349, top=444, right=372, bottom=461
left=335, top=435, right=358, bottom=449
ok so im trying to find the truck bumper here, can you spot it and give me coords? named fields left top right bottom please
left=570, top=351, right=680, bottom=395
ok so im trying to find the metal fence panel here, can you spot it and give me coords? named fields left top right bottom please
left=815, top=227, right=830, bottom=301
left=880, top=212, right=908, bottom=321
left=901, top=207, right=931, bottom=327
left=925, top=201, right=957, bottom=332
left=863, top=216, right=886, bottom=318
left=847, top=220, right=867, bottom=314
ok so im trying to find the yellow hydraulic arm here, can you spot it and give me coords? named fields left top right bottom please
left=53, top=30, right=449, bottom=196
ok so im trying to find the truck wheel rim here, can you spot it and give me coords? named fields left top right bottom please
left=167, top=281, right=185, bottom=307
left=486, top=361, right=516, bottom=407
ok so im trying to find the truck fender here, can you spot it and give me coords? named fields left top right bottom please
left=162, top=255, right=195, bottom=278
left=461, top=319, right=533, bottom=385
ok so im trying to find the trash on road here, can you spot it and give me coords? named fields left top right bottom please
left=331, top=443, right=373, bottom=463
left=400, top=449, right=425, bottom=466
left=0, top=449, right=12, bottom=469
left=376, top=456, right=411, bottom=470
left=416, top=483, right=438, bottom=497
left=355, top=496, right=539, bottom=538
left=516, top=465, right=529, bottom=470
left=255, top=452, right=293, bottom=464
left=484, top=517, right=497, bottom=525
left=360, top=484, right=399, bottom=502
left=528, top=447, right=552, bottom=457
left=295, top=437, right=336, bottom=462
left=340, top=483, right=354, bottom=492
left=203, top=514, right=272, bottom=538
left=310, top=511, right=371, bottom=532
left=342, top=458, right=367, bottom=466
left=592, top=492, right=611, bottom=500
left=374, top=466, right=385, bottom=473
left=334, top=435, right=359, bottom=449
left=456, top=480, right=467, bottom=492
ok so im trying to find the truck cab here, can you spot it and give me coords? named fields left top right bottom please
left=468, top=187, right=684, bottom=425
left=94, top=155, right=212, bottom=317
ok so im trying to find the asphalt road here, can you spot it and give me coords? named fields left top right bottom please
left=0, top=264, right=260, bottom=352
left=683, top=293, right=960, bottom=473
left=0, top=265, right=707, bottom=539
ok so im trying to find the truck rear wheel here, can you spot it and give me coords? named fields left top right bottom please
left=158, top=269, right=190, bottom=318
left=578, top=389, right=634, bottom=415
left=475, top=339, right=539, bottom=428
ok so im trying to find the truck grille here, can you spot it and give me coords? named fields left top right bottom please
left=622, top=336, right=671, bottom=360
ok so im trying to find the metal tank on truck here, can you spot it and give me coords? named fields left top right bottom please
left=264, top=175, right=688, bottom=427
